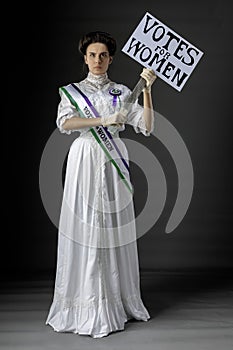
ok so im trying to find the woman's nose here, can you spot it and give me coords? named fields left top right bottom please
left=95, top=55, right=101, bottom=63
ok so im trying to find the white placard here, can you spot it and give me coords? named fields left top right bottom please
left=122, top=12, right=204, bottom=91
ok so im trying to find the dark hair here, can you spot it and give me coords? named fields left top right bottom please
left=78, top=31, right=117, bottom=56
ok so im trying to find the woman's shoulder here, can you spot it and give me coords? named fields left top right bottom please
left=59, top=81, right=81, bottom=88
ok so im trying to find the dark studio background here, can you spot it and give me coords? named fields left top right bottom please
left=4, top=0, right=233, bottom=287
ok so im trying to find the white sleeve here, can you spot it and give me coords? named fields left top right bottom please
left=126, top=97, right=155, bottom=137
left=56, top=89, right=80, bottom=134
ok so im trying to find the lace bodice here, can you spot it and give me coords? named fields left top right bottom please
left=56, top=72, right=153, bottom=137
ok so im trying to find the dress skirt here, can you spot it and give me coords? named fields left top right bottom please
left=45, top=131, right=150, bottom=338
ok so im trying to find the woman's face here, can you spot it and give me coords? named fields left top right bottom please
left=84, top=42, right=113, bottom=75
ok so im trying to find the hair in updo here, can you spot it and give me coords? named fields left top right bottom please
left=78, top=31, right=117, bottom=56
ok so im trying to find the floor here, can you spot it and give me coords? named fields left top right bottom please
left=0, top=271, right=232, bottom=350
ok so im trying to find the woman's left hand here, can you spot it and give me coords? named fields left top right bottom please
left=140, top=68, right=157, bottom=92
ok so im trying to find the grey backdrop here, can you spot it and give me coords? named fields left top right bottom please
left=5, top=0, right=233, bottom=283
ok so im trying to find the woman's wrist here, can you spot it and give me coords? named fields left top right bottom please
left=143, top=87, right=152, bottom=94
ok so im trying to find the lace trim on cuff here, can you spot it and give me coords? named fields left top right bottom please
left=134, top=115, right=154, bottom=136
left=57, top=114, right=79, bottom=135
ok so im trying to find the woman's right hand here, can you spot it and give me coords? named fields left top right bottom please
left=101, top=112, right=127, bottom=127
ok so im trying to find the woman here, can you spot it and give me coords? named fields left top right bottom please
left=45, top=31, right=157, bottom=338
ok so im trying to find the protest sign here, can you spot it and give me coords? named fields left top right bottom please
left=122, top=12, right=204, bottom=91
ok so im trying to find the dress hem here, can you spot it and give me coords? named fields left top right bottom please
left=45, top=316, right=150, bottom=338
left=45, top=294, right=150, bottom=338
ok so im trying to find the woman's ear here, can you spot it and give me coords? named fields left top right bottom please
left=84, top=55, right=88, bottom=64
left=109, top=56, right=113, bottom=64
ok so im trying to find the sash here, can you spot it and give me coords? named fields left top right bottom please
left=60, top=83, right=133, bottom=194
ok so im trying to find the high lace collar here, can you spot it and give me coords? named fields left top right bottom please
left=84, top=72, right=110, bottom=88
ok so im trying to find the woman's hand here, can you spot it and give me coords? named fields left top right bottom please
left=140, top=68, right=157, bottom=93
left=101, top=112, right=127, bottom=127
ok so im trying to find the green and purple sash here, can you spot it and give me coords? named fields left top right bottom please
left=60, top=83, right=133, bottom=194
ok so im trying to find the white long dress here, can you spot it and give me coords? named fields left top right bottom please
left=45, top=72, right=152, bottom=338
